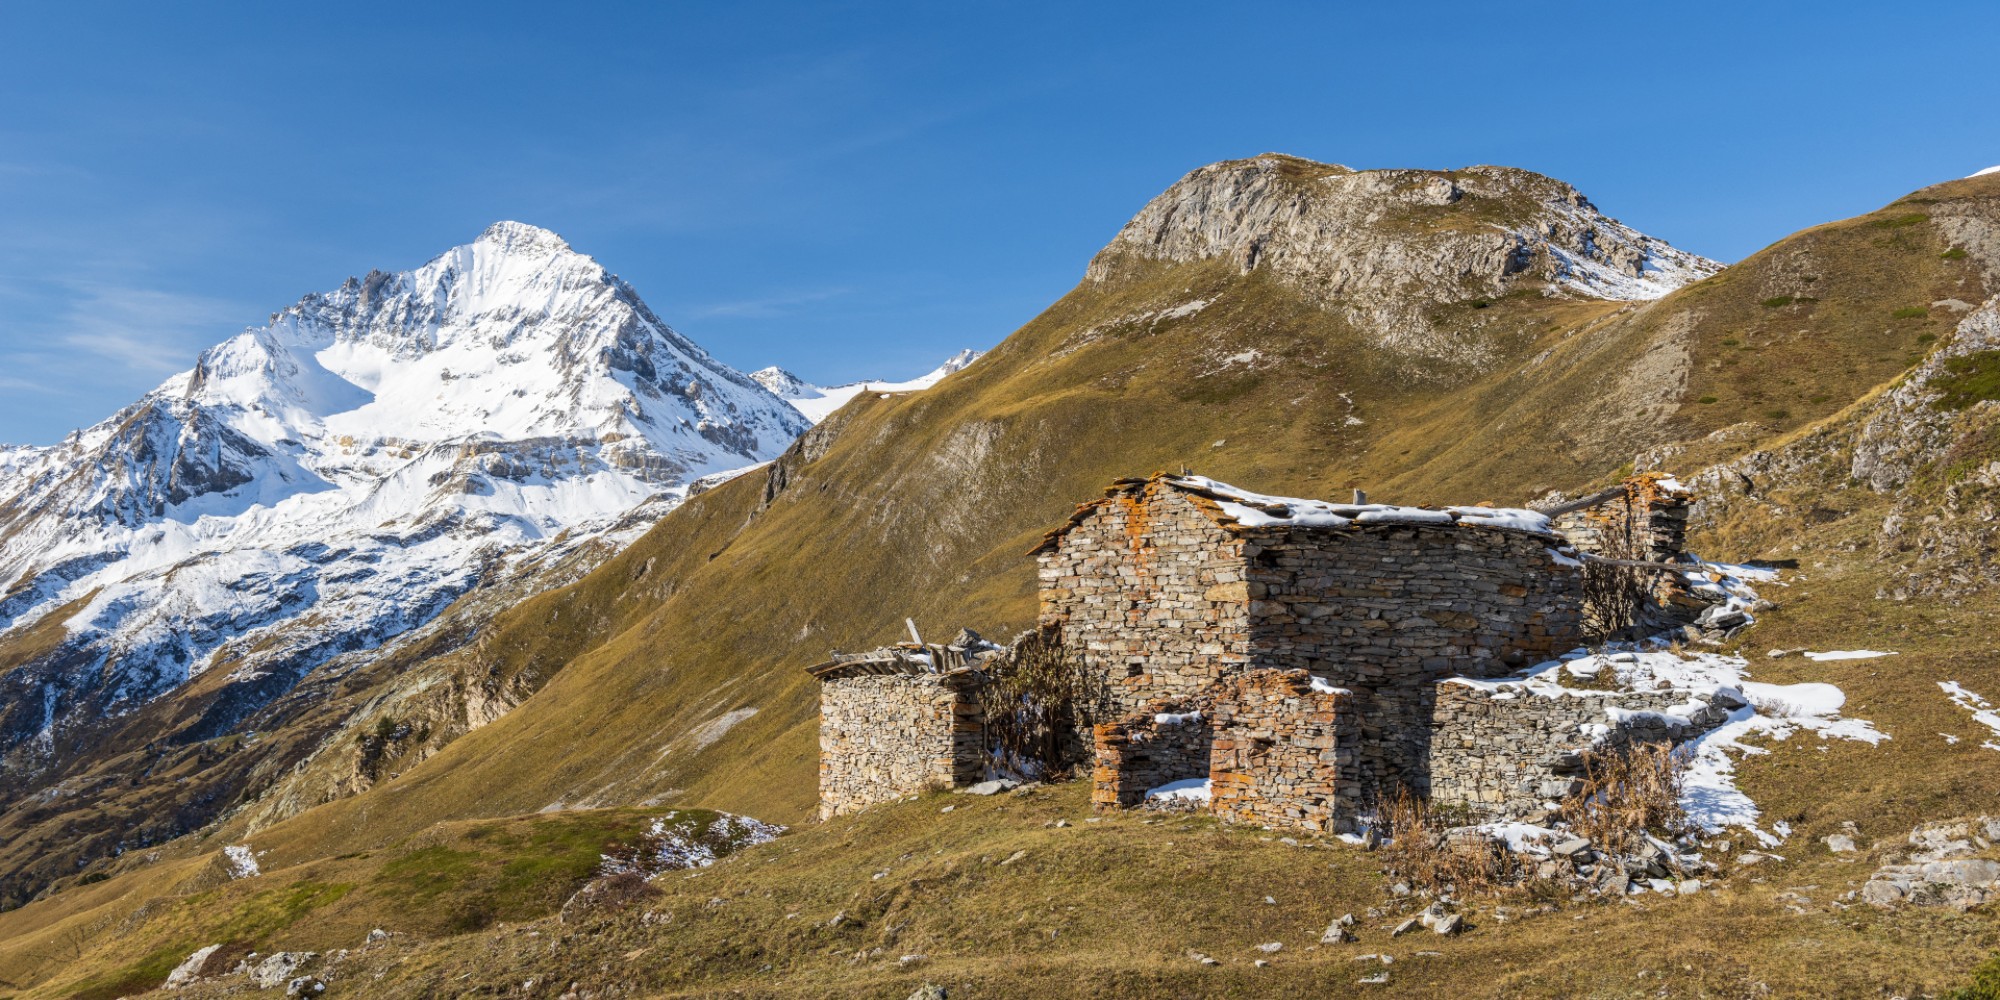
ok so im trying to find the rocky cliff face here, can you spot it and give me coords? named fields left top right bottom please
left=1086, top=154, right=1720, bottom=357
left=0, top=222, right=809, bottom=805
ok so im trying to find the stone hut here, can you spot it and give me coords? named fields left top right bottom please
left=811, top=471, right=1742, bottom=835
left=1031, top=473, right=1585, bottom=798
left=809, top=634, right=999, bottom=819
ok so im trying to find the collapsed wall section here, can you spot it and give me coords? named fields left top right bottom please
left=1091, top=697, right=1214, bottom=809
left=818, top=672, right=985, bottom=818
left=1428, top=676, right=1743, bottom=820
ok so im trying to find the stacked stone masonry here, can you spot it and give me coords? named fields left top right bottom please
left=817, top=671, right=985, bottom=819
left=1092, top=669, right=1360, bottom=833
left=1206, top=670, right=1360, bottom=833
left=1092, top=695, right=1215, bottom=809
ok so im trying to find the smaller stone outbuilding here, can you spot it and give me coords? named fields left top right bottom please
left=810, top=635, right=999, bottom=819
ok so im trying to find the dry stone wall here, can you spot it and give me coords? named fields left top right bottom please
left=1239, top=523, right=1583, bottom=793
left=818, top=673, right=984, bottom=818
left=1208, top=670, right=1360, bottom=834
left=1428, top=678, right=1742, bottom=819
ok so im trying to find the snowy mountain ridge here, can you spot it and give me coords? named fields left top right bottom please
left=0, top=222, right=809, bottom=761
left=752, top=348, right=983, bottom=424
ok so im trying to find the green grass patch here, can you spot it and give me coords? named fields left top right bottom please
left=1721, top=338, right=1741, bottom=347
left=1761, top=296, right=1794, bottom=309
left=1698, top=396, right=1719, bottom=404
left=1943, top=248, right=1970, bottom=261
left=1932, top=350, right=2000, bottom=411
left=1947, top=952, right=2000, bottom=999
left=1870, top=212, right=1929, bottom=229
left=63, top=943, right=192, bottom=1000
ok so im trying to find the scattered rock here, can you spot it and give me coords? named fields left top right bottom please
left=365, top=928, right=392, bottom=944
left=1552, top=837, right=1593, bottom=858
left=1391, top=918, right=1420, bottom=937
left=1254, top=959, right=1270, bottom=968
left=1430, top=913, right=1464, bottom=936
left=1187, top=950, right=1219, bottom=966
left=1863, top=858, right=2000, bottom=910
left=1359, top=972, right=1391, bottom=985
left=907, top=985, right=948, bottom=1000
left=248, top=953, right=318, bottom=990
left=961, top=779, right=1020, bottom=796
left=163, top=945, right=223, bottom=989
left=285, top=976, right=326, bottom=997
left=898, top=954, right=927, bottom=967
left=1825, top=834, right=1858, bottom=854
left=1256, top=941, right=1284, bottom=954
left=999, top=850, right=1028, bottom=866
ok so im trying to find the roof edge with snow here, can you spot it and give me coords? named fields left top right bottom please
left=1028, top=472, right=1566, bottom=555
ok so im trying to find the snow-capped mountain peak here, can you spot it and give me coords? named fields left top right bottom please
left=0, top=224, right=810, bottom=764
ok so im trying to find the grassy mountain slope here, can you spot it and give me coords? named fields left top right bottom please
left=5, top=160, right=2000, bottom=997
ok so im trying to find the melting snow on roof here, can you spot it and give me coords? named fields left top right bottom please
left=1164, top=475, right=1556, bottom=535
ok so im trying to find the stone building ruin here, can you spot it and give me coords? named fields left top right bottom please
left=809, top=471, right=1741, bottom=835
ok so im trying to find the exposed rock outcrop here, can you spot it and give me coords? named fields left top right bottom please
left=1086, top=154, right=1720, bottom=358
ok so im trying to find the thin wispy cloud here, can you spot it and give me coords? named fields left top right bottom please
left=51, top=281, right=247, bottom=375
left=687, top=287, right=850, bottom=320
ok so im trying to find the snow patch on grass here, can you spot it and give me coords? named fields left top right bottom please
left=223, top=844, right=260, bottom=879
left=1939, top=681, right=2000, bottom=751
left=1145, top=778, right=1212, bottom=803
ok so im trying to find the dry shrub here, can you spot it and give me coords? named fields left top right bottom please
left=1376, top=788, right=1506, bottom=897
left=1556, top=742, right=1692, bottom=855
left=1580, top=495, right=1656, bottom=641
left=979, top=628, right=1113, bottom=777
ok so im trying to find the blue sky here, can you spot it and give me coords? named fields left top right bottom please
left=1, top=2, right=1996, bottom=445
